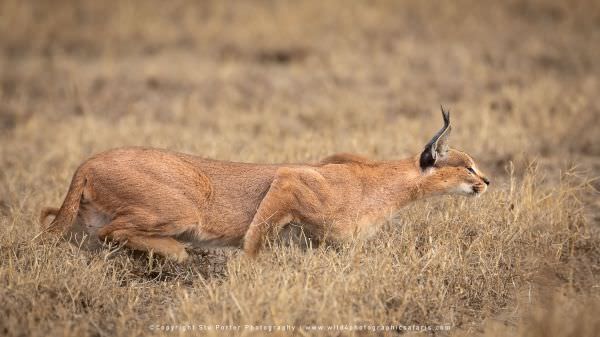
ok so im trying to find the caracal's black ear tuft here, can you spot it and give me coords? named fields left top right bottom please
left=419, top=106, right=452, bottom=170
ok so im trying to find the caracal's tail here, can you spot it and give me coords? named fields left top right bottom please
left=41, top=168, right=86, bottom=236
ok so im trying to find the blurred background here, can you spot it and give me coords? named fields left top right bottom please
left=1, top=0, right=598, bottom=167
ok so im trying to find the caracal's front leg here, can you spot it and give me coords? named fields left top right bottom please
left=243, top=167, right=332, bottom=257
left=243, top=186, right=293, bottom=258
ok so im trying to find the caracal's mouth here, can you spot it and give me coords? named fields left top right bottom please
left=470, top=185, right=486, bottom=197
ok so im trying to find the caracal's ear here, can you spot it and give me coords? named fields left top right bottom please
left=419, top=106, right=451, bottom=170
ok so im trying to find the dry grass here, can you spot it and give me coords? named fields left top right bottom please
left=1, top=0, right=600, bottom=336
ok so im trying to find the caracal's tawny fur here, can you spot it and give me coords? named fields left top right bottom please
left=41, top=107, right=489, bottom=261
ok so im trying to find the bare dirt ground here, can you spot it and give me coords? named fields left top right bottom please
left=1, top=0, right=599, bottom=336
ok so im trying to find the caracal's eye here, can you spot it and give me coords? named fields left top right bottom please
left=467, top=167, right=476, bottom=174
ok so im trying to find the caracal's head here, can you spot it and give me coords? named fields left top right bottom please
left=418, top=107, right=490, bottom=197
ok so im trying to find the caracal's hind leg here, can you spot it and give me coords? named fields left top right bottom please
left=98, top=219, right=189, bottom=263
left=110, top=230, right=189, bottom=262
